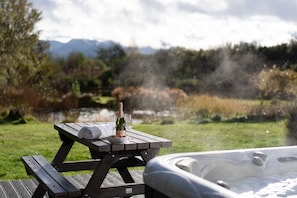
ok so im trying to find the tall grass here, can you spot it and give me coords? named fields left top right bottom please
left=178, top=95, right=253, bottom=117
left=177, top=94, right=286, bottom=121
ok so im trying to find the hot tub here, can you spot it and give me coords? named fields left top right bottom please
left=143, top=146, right=297, bottom=198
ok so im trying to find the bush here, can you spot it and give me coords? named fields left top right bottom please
left=160, top=119, right=175, bottom=125
left=211, top=114, right=221, bottom=122
left=4, top=107, right=25, bottom=121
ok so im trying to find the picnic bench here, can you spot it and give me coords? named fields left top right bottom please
left=22, top=155, right=81, bottom=198
left=22, top=122, right=172, bottom=198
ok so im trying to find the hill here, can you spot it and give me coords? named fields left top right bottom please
left=47, top=39, right=156, bottom=57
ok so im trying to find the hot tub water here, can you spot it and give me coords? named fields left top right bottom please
left=231, top=172, right=297, bottom=197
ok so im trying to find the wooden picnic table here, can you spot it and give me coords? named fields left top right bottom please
left=49, top=122, right=172, bottom=198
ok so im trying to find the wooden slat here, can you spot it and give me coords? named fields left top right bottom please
left=0, top=171, right=145, bottom=198
left=74, top=123, right=129, bottom=151
left=99, top=183, right=145, bottom=197
left=100, top=137, right=125, bottom=151
left=126, top=131, right=160, bottom=149
left=125, top=133, right=149, bottom=150
left=55, top=122, right=172, bottom=153
left=22, top=156, right=68, bottom=197
left=22, top=155, right=81, bottom=198
left=0, top=170, right=144, bottom=198
left=59, top=123, right=145, bottom=151
left=56, top=160, right=100, bottom=172
left=54, top=123, right=78, bottom=138
left=33, top=155, right=81, bottom=198
left=91, top=122, right=143, bottom=150
left=128, top=128, right=172, bottom=148
left=123, top=139, right=138, bottom=150
left=9, top=180, right=32, bottom=198
left=56, top=123, right=111, bottom=152
left=67, top=122, right=113, bottom=150
left=0, top=181, right=18, bottom=198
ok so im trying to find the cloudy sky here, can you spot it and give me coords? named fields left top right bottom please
left=29, top=0, right=297, bottom=50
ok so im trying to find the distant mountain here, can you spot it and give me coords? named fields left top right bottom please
left=46, top=39, right=156, bottom=58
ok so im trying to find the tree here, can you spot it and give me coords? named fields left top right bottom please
left=97, top=44, right=127, bottom=88
left=54, top=52, right=104, bottom=94
left=96, top=44, right=126, bottom=68
left=0, top=0, right=44, bottom=111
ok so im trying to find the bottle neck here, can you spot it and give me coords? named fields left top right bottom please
left=118, top=102, right=124, bottom=118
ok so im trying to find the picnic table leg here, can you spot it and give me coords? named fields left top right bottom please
left=140, top=149, right=160, bottom=163
left=83, top=154, right=119, bottom=197
left=116, top=149, right=160, bottom=185
left=117, top=166, right=135, bottom=183
left=51, top=138, right=75, bottom=169
left=31, top=184, right=46, bottom=198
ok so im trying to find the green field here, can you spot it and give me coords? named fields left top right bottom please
left=0, top=121, right=287, bottom=181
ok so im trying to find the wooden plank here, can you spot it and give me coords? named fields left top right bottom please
left=54, top=123, right=78, bottom=138
left=76, top=122, right=126, bottom=152
left=126, top=131, right=161, bottom=149
left=67, top=123, right=113, bottom=151
left=33, top=155, right=81, bottom=198
left=10, top=180, right=32, bottom=198
left=56, top=123, right=172, bottom=152
left=0, top=181, right=18, bottom=198
left=129, top=128, right=172, bottom=143
left=22, top=155, right=81, bottom=198
left=0, top=171, right=145, bottom=198
left=71, top=123, right=139, bottom=151
left=125, top=133, right=149, bottom=150
left=128, top=129, right=172, bottom=148
left=22, top=156, right=68, bottom=197
left=56, top=160, right=100, bottom=172
left=89, top=140, right=111, bottom=152
left=20, top=179, right=37, bottom=196
left=76, top=122, right=157, bottom=150
left=123, top=139, right=138, bottom=151
left=98, top=183, right=145, bottom=197
left=91, top=122, right=139, bottom=151
left=55, top=123, right=111, bottom=152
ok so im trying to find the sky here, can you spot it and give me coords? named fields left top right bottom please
left=29, top=0, right=297, bottom=50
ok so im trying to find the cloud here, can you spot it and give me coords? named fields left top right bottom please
left=222, top=0, right=297, bottom=22
left=175, top=0, right=228, bottom=14
left=29, top=0, right=297, bottom=50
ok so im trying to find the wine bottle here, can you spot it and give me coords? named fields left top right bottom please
left=116, top=102, right=126, bottom=137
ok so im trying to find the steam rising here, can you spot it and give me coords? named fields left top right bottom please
left=202, top=48, right=264, bottom=98
left=116, top=46, right=265, bottom=112
left=119, top=50, right=182, bottom=89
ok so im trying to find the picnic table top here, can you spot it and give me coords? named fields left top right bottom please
left=54, top=122, right=172, bottom=153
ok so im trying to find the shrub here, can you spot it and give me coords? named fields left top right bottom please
left=4, top=107, right=25, bottom=121
left=211, top=114, right=221, bottom=122
left=258, top=67, right=297, bottom=100
left=160, top=119, right=175, bottom=125
left=247, top=100, right=285, bottom=122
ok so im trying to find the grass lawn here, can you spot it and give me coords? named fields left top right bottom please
left=136, top=121, right=287, bottom=155
left=0, top=121, right=287, bottom=180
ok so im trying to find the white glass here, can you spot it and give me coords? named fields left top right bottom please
left=124, top=113, right=132, bottom=130
left=111, top=114, right=132, bottom=130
